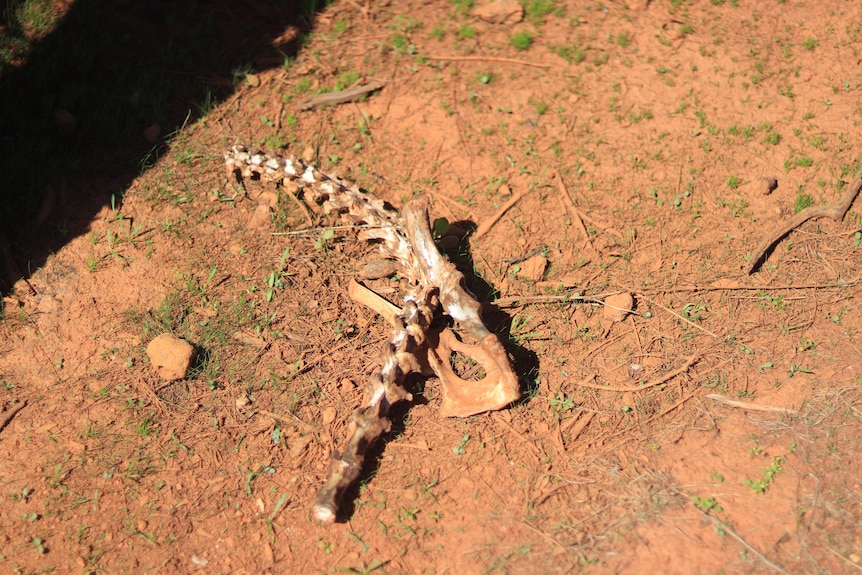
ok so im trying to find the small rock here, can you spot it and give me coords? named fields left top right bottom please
left=360, top=259, right=399, bottom=280
left=246, top=73, right=260, bottom=87
left=516, top=255, right=547, bottom=281
left=473, top=0, right=524, bottom=24
left=290, top=435, right=312, bottom=459
left=603, top=292, right=634, bottom=323
left=2, top=296, right=22, bottom=310
left=339, top=378, right=355, bottom=393
left=146, top=334, right=195, bottom=381
left=232, top=330, right=266, bottom=349
left=142, top=124, right=161, bottom=144
left=54, top=110, right=77, bottom=136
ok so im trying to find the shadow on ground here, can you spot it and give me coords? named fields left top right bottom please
left=0, top=0, right=325, bottom=295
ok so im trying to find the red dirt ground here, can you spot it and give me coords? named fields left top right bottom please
left=2, top=1, right=861, bottom=573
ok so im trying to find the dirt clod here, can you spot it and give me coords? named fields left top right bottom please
left=146, top=334, right=195, bottom=381
left=603, top=292, right=635, bottom=323
left=247, top=204, right=272, bottom=229
left=473, top=0, right=523, bottom=24
left=516, top=255, right=547, bottom=281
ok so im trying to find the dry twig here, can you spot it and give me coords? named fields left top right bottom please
left=705, top=394, right=798, bottom=416
left=426, top=55, right=550, bottom=69
left=747, top=170, right=862, bottom=274
left=473, top=188, right=529, bottom=240
left=554, top=170, right=595, bottom=253
left=298, top=79, right=386, bottom=110
left=638, top=295, right=720, bottom=338
left=493, top=290, right=623, bottom=308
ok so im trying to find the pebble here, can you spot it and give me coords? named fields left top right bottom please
left=360, top=259, right=399, bottom=280
left=322, top=406, right=337, bottom=426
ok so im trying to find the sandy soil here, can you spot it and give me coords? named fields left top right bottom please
left=2, top=1, right=861, bottom=573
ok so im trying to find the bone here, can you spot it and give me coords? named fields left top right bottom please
left=348, top=279, right=400, bottom=327
left=225, top=146, right=520, bottom=523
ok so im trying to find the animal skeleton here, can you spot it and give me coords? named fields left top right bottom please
left=224, top=146, right=520, bottom=522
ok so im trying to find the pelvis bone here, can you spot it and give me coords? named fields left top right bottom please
left=428, top=328, right=520, bottom=418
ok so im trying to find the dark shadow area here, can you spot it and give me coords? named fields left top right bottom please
left=0, top=0, right=327, bottom=296
left=445, top=220, right=542, bottom=404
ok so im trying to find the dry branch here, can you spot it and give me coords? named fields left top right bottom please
left=747, top=170, right=862, bottom=274
left=225, top=146, right=520, bottom=523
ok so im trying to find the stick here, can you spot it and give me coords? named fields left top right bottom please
left=493, top=290, right=624, bottom=308
left=254, top=408, right=318, bottom=433
left=562, top=410, right=594, bottom=444
left=472, top=189, right=529, bottom=240
left=554, top=170, right=595, bottom=253
left=638, top=296, right=721, bottom=339
left=298, top=79, right=386, bottom=111
left=705, top=394, right=798, bottom=415
left=495, top=276, right=861, bottom=308
left=747, top=170, right=862, bottom=274
left=697, top=510, right=792, bottom=575
left=426, top=55, right=550, bottom=69
left=638, top=278, right=862, bottom=293
left=0, top=400, right=27, bottom=435
left=570, top=354, right=700, bottom=392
